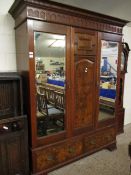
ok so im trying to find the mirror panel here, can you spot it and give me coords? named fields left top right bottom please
left=34, top=32, right=66, bottom=137
left=98, top=40, right=118, bottom=121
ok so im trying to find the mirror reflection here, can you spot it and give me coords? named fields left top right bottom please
left=34, top=32, right=66, bottom=137
left=99, top=40, right=118, bottom=121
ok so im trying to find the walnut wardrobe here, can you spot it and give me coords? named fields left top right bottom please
left=9, top=0, right=129, bottom=174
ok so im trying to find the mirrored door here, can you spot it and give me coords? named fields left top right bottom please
left=34, top=32, right=66, bottom=137
left=98, top=40, right=119, bottom=121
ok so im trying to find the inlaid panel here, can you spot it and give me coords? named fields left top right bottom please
left=35, top=139, right=83, bottom=172
left=84, top=127, right=116, bottom=152
left=74, top=59, right=95, bottom=128
left=75, top=32, right=97, bottom=56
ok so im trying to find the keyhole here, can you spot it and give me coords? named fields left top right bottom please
left=85, top=67, right=88, bottom=72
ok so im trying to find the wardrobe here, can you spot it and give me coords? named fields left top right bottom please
left=9, top=0, right=129, bottom=174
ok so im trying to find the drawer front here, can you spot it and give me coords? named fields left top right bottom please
left=84, top=127, right=116, bottom=152
left=34, top=139, right=83, bottom=172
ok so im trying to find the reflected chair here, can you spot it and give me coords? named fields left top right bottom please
left=37, top=85, right=46, bottom=95
left=37, top=92, right=48, bottom=115
left=37, top=91, right=64, bottom=134
left=46, top=88, right=56, bottom=106
left=54, top=91, right=64, bottom=110
left=37, top=92, right=48, bottom=136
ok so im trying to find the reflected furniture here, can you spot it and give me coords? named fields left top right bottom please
left=9, top=1, right=129, bottom=174
left=0, top=72, right=29, bottom=175
left=47, top=78, right=64, bottom=87
left=37, top=89, right=64, bottom=136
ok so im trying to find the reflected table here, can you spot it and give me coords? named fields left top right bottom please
left=47, top=78, right=64, bottom=87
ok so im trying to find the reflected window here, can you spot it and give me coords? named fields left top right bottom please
left=99, top=40, right=118, bottom=121
left=34, top=32, right=66, bottom=137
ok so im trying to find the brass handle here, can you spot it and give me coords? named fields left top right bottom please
left=105, top=135, right=111, bottom=141
left=90, top=140, right=96, bottom=145
left=68, top=147, right=75, bottom=154
left=47, top=154, right=55, bottom=161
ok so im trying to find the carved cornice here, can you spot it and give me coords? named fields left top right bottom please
left=9, top=0, right=128, bottom=34
left=27, top=7, right=46, bottom=20
left=26, top=7, right=122, bottom=34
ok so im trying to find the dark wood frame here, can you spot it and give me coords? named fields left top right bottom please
left=0, top=72, right=29, bottom=174
left=0, top=72, right=23, bottom=118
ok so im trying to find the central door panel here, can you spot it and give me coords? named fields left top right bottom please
left=75, top=59, right=95, bottom=128
left=73, top=28, right=97, bottom=133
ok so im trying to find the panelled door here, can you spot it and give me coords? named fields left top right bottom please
left=71, top=28, right=97, bottom=135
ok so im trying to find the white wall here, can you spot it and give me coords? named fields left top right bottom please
left=123, top=26, right=131, bottom=125
left=0, top=0, right=16, bottom=71
left=53, top=0, right=131, bottom=22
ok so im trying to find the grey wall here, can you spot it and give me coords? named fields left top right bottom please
left=52, top=0, right=131, bottom=25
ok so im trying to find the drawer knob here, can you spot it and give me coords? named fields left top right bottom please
left=68, top=147, right=75, bottom=154
left=85, top=67, right=88, bottom=73
left=90, top=140, right=96, bottom=145
left=105, top=135, right=111, bottom=140
left=47, top=154, right=55, bottom=161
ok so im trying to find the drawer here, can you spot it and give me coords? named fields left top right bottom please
left=84, top=127, right=116, bottom=152
left=33, top=139, right=83, bottom=173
